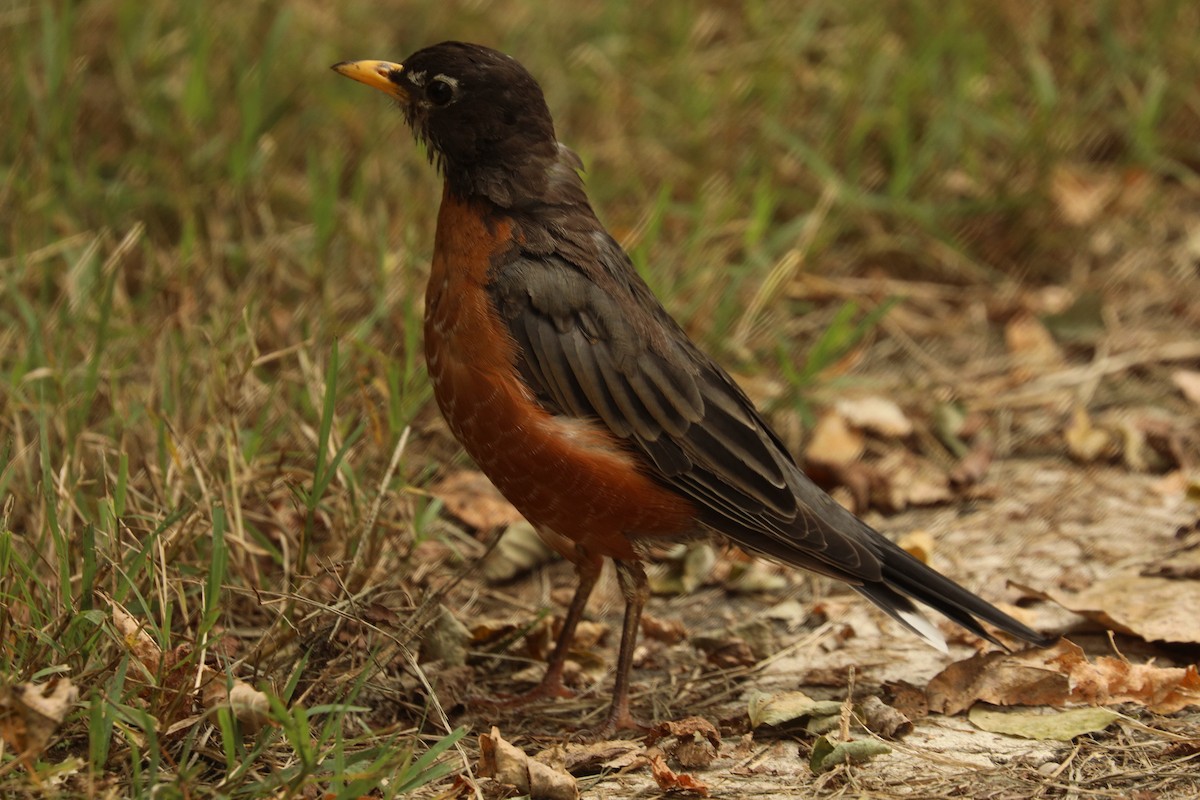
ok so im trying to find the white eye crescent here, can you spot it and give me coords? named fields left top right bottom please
left=427, top=74, right=458, bottom=106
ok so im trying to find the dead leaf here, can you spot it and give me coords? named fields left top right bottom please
left=928, top=639, right=1200, bottom=715
left=362, top=602, right=402, bottom=626
left=871, top=450, right=952, bottom=511
left=735, top=619, right=782, bottom=661
left=641, top=614, right=687, bottom=644
left=419, top=605, right=471, bottom=666
left=805, top=411, right=865, bottom=468
left=747, top=690, right=842, bottom=729
left=481, top=521, right=555, bottom=583
left=1064, top=407, right=1116, bottom=463
left=761, top=598, right=810, bottom=630
left=1041, top=291, right=1106, bottom=343
left=111, top=602, right=195, bottom=723
left=1050, top=164, right=1119, bottom=226
left=1143, top=546, right=1200, bottom=581
left=646, top=717, right=721, bottom=769
left=927, top=644, right=1074, bottom=715
left=647, top=749, right=710, bottom=796
left=724, top=560, right=788, bottom=593
left=859, top=695, right=913, bottom=739
left=968, top=704, right=1120, bottom=741
left=835, top=396, right=913, bottom=438
left=1026, top=575, right=1200, bottom=644
left=113, top=602, right=273, bottom=739
left=694, top=635, right=756, bottom=669
left=950, top=439, right=994, bottom=488
left=478, top=726, right=579, bottom=800
left=112, top=602, right=165, bottom=671
left=897, top=530, right=934, bottom=565
left=538, top=740, right=642, bottom=776
left=813, top=463, right=875, bottom=514
left=648, top=543, right=716, bottom=595
left=201, top=678, right=271, bottom=734
left=0, top=678, right=79, bottom=761
left=1115, top=416, right=1151, bottom=472
left=809, top=735, right=891, bottom=774
left=932, top=402, right=971, bottom=458
left=1172, top=370, right=1200, bottom=407
left=1006, top=312, right=1064, bottom=385
left=429, top=470, right=524, bottom=531
left=469, top=620, right=524, bottom=648
left=881, top=680, right=929, bottom=721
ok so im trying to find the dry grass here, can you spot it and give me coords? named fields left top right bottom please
left=1, top=0, right=1198, bottom=797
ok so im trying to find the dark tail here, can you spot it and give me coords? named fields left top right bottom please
left=856, top=541, right=1056, bottom=653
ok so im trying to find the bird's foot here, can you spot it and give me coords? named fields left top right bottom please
left=575, top=704, right=651, bottom=741
left=465, top=673, right=576, bottom=710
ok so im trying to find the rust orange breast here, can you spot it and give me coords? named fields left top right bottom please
left=423, top=190, right=697, bottom=561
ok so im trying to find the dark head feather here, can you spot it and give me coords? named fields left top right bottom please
left=389, top=42, right=560, bottom=205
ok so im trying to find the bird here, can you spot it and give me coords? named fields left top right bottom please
left=333, top=42, right=1054, bottom=735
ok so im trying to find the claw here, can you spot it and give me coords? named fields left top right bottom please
left=466, top=674, right=576, bottom=709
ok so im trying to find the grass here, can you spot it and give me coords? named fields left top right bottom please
left=1, top=0, right=1198, bottom=796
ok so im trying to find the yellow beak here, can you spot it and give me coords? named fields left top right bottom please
left=331, top=60, right=409, bottom=102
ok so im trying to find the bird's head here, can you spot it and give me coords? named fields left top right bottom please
left=334, top=42, right=563, bottom=205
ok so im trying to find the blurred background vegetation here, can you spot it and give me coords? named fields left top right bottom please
left=1, top=0, right=1198, bottom=796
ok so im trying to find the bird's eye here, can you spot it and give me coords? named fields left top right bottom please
left=427, top=77, right=455, bottom=106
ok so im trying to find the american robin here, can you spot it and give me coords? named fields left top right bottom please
left=333, top=43, right=1054, bottom=734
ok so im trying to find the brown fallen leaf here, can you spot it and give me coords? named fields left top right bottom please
left=469, top=620, right=525, bottom=648
left=881, top=680, right=929, bottom=721
left=928, top=639, right=1200, bottom=716
left=478, top=726, right=579, bottom=800
left=805, top=411, right=865, bottom=468
left=429, top=470, right=524, bottom=531
left=647, top=749, right=710, bottom=796
left=113, top=602, right=273, bottom=736
left=645, top=717, right=721, bottom=769
left=1020, top=575, right=1200, bottom=644
left=200, top=678, right=272, bottom=734
left=1064, top=407, right=1116, bottom=463
left=871, top=449, right=952, bottom=512
left=536, top=740, right=642, bottom=776
left=1005, top=312, right=1064, bottom=383
left=0, top=678, right=79, bottom=765
left=1142, top=546, right=1200, bottom=581
left=1050, top=164, right=1120, bottom=226
left=949, top=438, right=994, bottom=488
left=112, top=602, right=168, bottom=673
left=859, top=695, right=913, bottom=739
left=897, top=530, right=935, bottom=565
left=835, top=396, right=913, bottom=438
left=111, top=601, right=194, bottom=722
left=724, top=559, right=788, bottom=594
left=641, top=614, right=687, bottom=644
left=811, top=462, right=875, bottom=514
left=694, top=634, right=757, bottom=669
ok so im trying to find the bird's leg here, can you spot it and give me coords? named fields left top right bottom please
left=529, top=554, right=602, bottom=699
left=591, top=559, right=651, bottom=736
left=469, top=555, right=601, bottom=708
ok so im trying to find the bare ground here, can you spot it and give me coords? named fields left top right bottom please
left=419, top=460, right=1194, bottom=799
